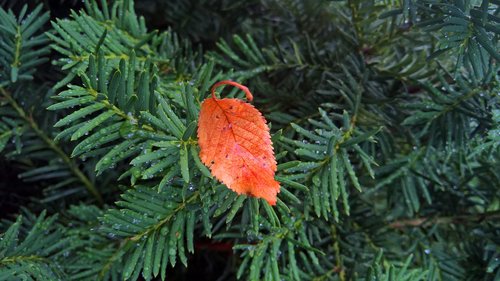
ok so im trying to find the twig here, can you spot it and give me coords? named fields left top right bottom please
left=389, top=210, right=500, bottom=229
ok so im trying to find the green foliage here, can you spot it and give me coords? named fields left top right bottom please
left=1, top=0, right=499, bottom=281
left=279, top=109, right=379, bottom=220
left=418, top=0, right=500, bottom=80
left=0, top=4, right=50, bottom=84
left=0, top=3, right=101, bottom=204
left=0, top=211, right=67, bottom=280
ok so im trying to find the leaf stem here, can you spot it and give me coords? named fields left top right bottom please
left=211, top=80, right=253, bottom=101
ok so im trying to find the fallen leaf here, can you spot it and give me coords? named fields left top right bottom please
left=197, top=81, right=280, bottom=205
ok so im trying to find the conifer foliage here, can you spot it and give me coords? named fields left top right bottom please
left=0, top=0, right=499, bottom=280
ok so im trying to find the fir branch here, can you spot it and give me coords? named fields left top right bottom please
left=0, top=211, right=68, bottom=280
left=130, top=191, right=200, bottom=242
left=0, top=3, right=50, bottom=84
left=330, top=225, right=345, bottom=281
left=0, top=255, right=47, bottom=265
left=97, top=189, right=201, bottom=278
left=0, top=86, right=103, bottom=205
left=1, top=1, right=499, bottom=280
left=11, top=26, right=21, bottom=71
left=347, top=0, right=362, bottom=46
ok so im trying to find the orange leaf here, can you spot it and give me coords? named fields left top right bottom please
left=197, top=81, right=280, bottom=205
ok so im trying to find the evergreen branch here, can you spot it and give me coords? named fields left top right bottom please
left=423, top=83, right=486, bottom=121
left=11, top=26, right=21, bottom=70
left=330, top=225, right=345, bottom=281
left=388, top=210, right=500, bottom=228
left=0, top=255, right=47, bottom=265
left=98, top=240, right=128, bottom=278
left=0, top=3, right=50, bottom=83
left=68, top=52, right=168, bottom=65
left=129, top=191, right=200, bottom=242
left=1, top=1, right=499, bottom=280
left=347, top=0, right=362, bottom=46
left=280, top=109, right=376, bottom=220
left=99, top=187, right=200, bottom=277
left=0, top=86, right=103, bottom=205
left=0, top=211, right=68, bottom=280
left=311, top=267, right=343, bottom=281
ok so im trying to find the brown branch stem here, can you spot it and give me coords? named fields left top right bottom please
left=388, top=210, right=500, bottom=229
